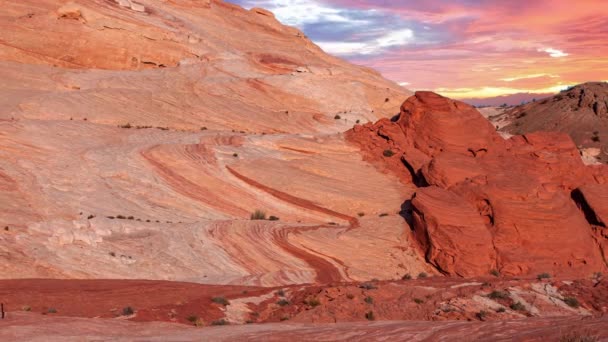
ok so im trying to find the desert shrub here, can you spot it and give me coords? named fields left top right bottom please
left=127, top=216, right=134, bottom=220
left=276, top=289, right=285, bottom=297
left=356, top=119, right=361, bottom=124
left=116, top=215, right=126, bottom=219
left=346, top=293, right=355, bottom=299
left=211, top=319, right=228, bottom=326
left=364, top=296, right=374, bottom=304
left=488, top=290, right=509, bottom=300
left=510, top=302, right=526, bottom=311
left=490, top=269, right=500, bottom=277
left=413, top=298, right=424, bottom=304
left=22, top=306, right=31, bottom=312
left=109, top=252, right=116, bottom=257
left=537, top=273, right=551, bottom=280
left=359, top=282, right=377, bottom=290
left=365, top=311, right=375, bottom=320
left=385, top=98, right=389, bottom=102
left=122, top=306, right=134, bottom=315
left=211, top=297, right=230, bottom=306
left=496, top=307, right=506, bottom=313
left=268, top=216, right=280, bottom=221
left=250, top=210, right=266, bottom=220
left=564, top=297, right=580, bottom=308
left=357, top=212, right=365, bottom=217
left=383, top=149, right=395, bottom=157
left=120, top=123, right=132, bottom=129
left=201, top=127, right=208, bottom=131
left=47, top=308, right=57, bottom=314
left=233, top=153, right=238, bottom=157
left=379, top=213, right=389, bottom=217
left=277, top=299, right=290, bottom=307
left=402, top=274, right=412, bottom=280
left=306, top=298, right=321, bottom=307
left=87, top=215, right=95, bottom=219
left=591, top=136, right=600, bottom=142
left=476, top=310, right=487, bottom=320
left=280, top=316, right=289, bottom=321
left=418, top=272, right=428, bottom=278
left=334, top=114, right=341, bottom=120
left=187, top=315, right=199, bottom=323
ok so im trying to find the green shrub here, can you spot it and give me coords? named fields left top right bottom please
left=250, top=210, right=266, bottom=220
left=383, top=149, right=395, bottom=157
left=510, top=302, right=526, bottom=311
left=211, top=297, right=230, bottom=306
left=537, top=273, right=551, bottom=280
left=306, top=298, right=321, bottom=307
left=564, top=297, right=580, bottom=308
left=488, top=290, right=509, bottom=300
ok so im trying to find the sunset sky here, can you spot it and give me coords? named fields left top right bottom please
left=230, top=0, right=608, bottom=99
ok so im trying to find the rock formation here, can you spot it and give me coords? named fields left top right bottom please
left=348, top=92, right=608, bottom=278
left=502, top=82, right=608, bottom=163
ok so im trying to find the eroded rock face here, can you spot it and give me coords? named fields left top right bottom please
left=348, top=91, right=608, bottom=277
left=502, top=82, right=608, bottom=163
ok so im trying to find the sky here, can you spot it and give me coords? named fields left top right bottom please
left=228, top=0, right=608, bottom=99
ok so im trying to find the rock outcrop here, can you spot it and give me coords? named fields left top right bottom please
left=502, top=82, right=608, bottom=163
left=348, top=92, right=608, bottom=277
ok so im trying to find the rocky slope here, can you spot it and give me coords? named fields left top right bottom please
left=502, top=82, right=608, bottom=163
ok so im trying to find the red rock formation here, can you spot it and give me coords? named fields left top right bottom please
left=348, top=91, right=608, bottom=277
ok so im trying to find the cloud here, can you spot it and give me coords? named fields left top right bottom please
left=538, top=48, right=569, bottom=58
left=228, top=0, right=608, bottom=98
left=500, top=73, right=560, bottom=82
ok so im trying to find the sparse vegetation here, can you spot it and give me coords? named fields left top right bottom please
left=476, top=310, right=487, bottom=320
left=364, top=296, right=374, bottom=304
left=413, top=298, right=424, bottom=304
left=211, top=296, right=230, bottom=306
left=488, top=290, right=509, bottom=300
left=383, top=149, right=395, bottom=157
left=359, top=282, right=377, bottom=290
left=537, top=273, right=551, bottom=280
left=306, top=298, right=321, bottom=307
left=211, top=319, right=228, bottom=326
left=122, top=306, right=134, bottom=316
left=418, top=272, right=428, bottom=278
left=277, top=299, right=290, bottom=307
left=510, top=302, right=526, bottom=311
left=250, top=210, right=267, bottom=220
left=564, top=297, right=580, bottom=308
left=365, top=311, right=375, bottom=320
